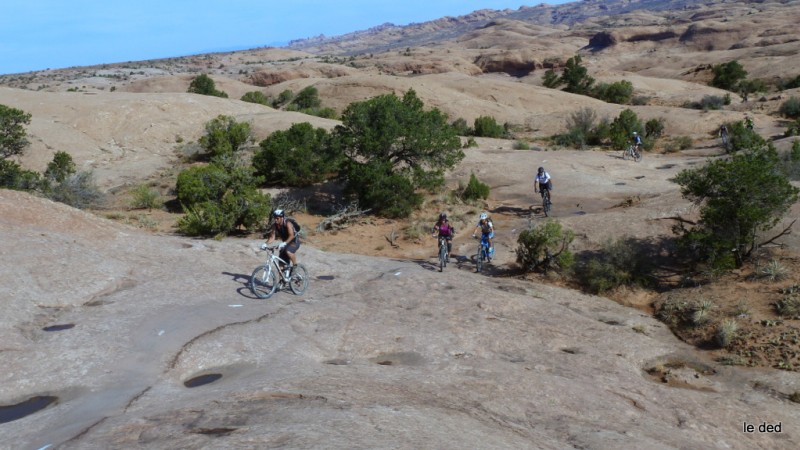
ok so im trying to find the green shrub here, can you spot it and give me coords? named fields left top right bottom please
left=451, top=118, right=472, bottom=136
left=129, top=184, right=162, bottom=210
left=253, top=122, right=340, bottom=187
left=774, top=285, right=800, bottom=318
left=592, top=80, right=633, bottom=104
left=0, top=158, right=41, bottom=190
left=710, top=60, right=747, bottom=91
left=672, top=143, right=799, bottom=269
left=462, top=173, right=490, bottom=201
left=44, top=151, right=76, bottom=183
left=45, top=171, right=104, bottom=209
left=784, top=119, right=800, bottom=137
left=576, top=237, right=655, bottom=294
left=715, top=320, right=739, bottom=348
left=779, top=97, right=800, bottom=119
left=645, top=118, right=665, bottom=139
left=272, top=89, right=294, bottom=108
left=516, top=220, right=575, bottom=274
left=241, top=91, right=269, bottom=105
left=198, top=115, right=252, bottom=158
left=176, top=164, right=230, bottom=207
left=473, top=115, right=505, bottom=138
left=289, top=86, right=321, bottom=110
left=609, top=109, right=643, bottom=150
left=542, top=69, right=561, bottom=89
left=513, top=140, right=530, bottom=150
left=726, top=120, right=764, bottom=153
left=336, top=89, right=463, bottom=218
left=0, top=104, right=32, bottom=159
left=343, top=160, right=421, bottom=218
left=177, top=201, right=236, bottom=237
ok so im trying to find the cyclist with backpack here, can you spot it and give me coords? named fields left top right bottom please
left=264, top=209, right=301, bottom=268
left=471, top=212, right=494, bottom=260
left=534, top=166, right=553, bottom=204
left=431, top=212, right=455, bottom=258
left=631, top=131, right=642, bottom=152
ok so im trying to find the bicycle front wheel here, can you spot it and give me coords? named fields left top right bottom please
left=623, top=147, right=631, bottom=160
left=476, top=249, right=484, bottom=273
left=251, top=265, right=278, bottom=299
left=288, top=264, right=309, bottom=295
left=439, top=243, right=447, bottom=271
left=543, top=192, right=551, bottom=217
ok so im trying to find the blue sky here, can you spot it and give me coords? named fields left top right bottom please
left=0, top=1, right=569, bottom=75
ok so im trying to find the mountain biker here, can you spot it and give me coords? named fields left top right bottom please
left=264, top=209, right=300, bottom=269
left=745, top=116, right=754, bottom=131
left=471, top=212, right=494, bottom=260
left=534, top=166, right=553, bottom=204
left=631, top=131, right=642, bottom=152
left=431, top=212, right=455, bottom=257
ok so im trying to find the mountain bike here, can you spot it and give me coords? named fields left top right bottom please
left=437, top=236, right=449, bottom=272
left=541, top=188, right=552, bottom=217
left=473, top=234, right=491, bottom=273
left=250, top=244, right=308, bottom=299
left=623, top=144, right=642, bottom=162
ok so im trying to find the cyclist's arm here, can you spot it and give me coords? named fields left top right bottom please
left=285, top=222, right=295, bottom=243
left=265, top=225, right=277, bottom=245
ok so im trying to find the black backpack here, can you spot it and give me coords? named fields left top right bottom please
left=286, top=217, right=301, bottom=243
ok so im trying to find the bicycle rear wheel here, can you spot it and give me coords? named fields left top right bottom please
left=251, top=265, right=278, bottom=299
left=633, top=149, right=642, bottom=162
left=288, top=264, right=309, bottom=295
left=439, top=242, right=447, bottom=271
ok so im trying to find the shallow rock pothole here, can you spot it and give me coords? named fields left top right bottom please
left=0, top=396, right=58, bottom=424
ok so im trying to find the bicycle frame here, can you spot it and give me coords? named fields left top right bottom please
left=438, top=236, right=449, bottom=271
left=475, top=234, right=490, bottom=272
left=251, top=244, right=309, bottom=299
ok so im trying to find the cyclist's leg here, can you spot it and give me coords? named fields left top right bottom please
left=446, top=236, right=452, bottom=255
left=284, top=242, right=299, bottom=266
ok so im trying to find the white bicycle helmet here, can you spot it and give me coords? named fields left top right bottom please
left=479, top=212, right=488, bottom=220
left=632, top=131, right=638, bottom=136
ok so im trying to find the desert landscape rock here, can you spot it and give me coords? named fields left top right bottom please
left=2, top=0, right=800, bottom=448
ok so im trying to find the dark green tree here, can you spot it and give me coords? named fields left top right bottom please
left=44, top=151, right=76, bottom=183
left=0, top=159, right=41, bottom=190
left=609, top=109, right=643, bottom=150
left=175, top=158, right=270, bottom=237
left=560, top=55, right=594, bottom=95
left=0, top=104, right=32, bottom=159
left=272, top=89, right=294, bottom=108
left=462, top=173, right=490, bottom=201
left=198, top=115, right=252, bottom=158
left=726, top=120, right=764, bottom=153
left=738, top=79, right=767, bottom=102
left=290, top=86, right=322, bottom=110
left=334, top=89, right=464, bottom=217
left=710, top=61, right=747, bottom=91
left=253, top=122, right=340, bottom=187
left=542, top=69, right=561, bottom=89
left=672, top=143, right=799, bottom=269
left=188, top=74, right=228, bottom=98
